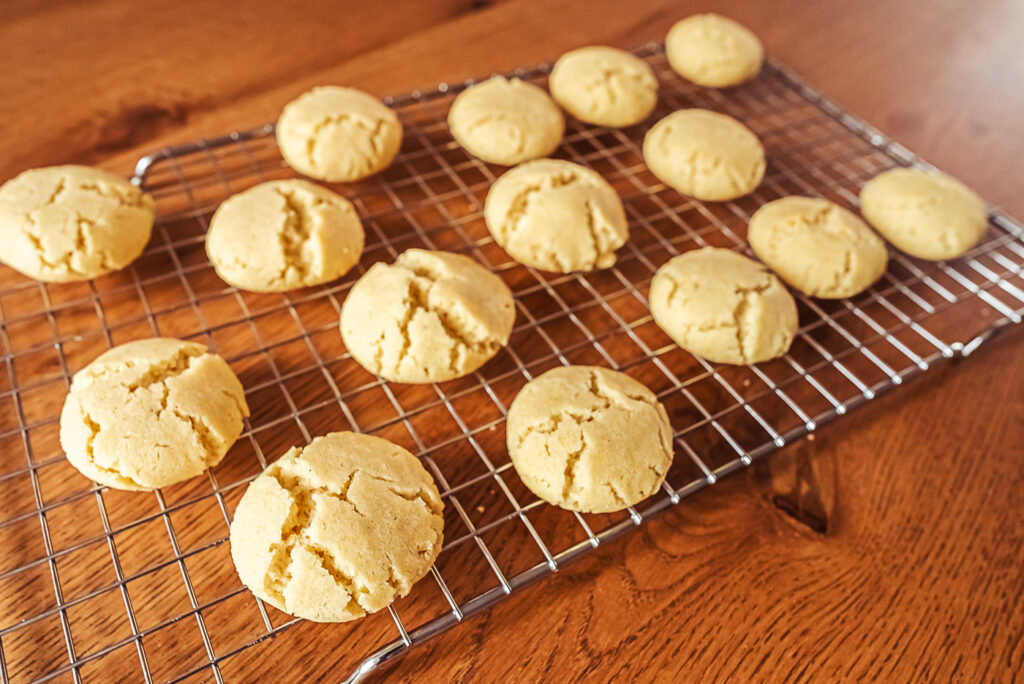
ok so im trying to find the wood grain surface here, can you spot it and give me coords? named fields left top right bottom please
left=1, top=0, right=1023, bottom=682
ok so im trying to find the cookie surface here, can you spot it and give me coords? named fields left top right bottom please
left=649, top=247, right=797, bottom=365
left=748, top=196, right=888, bottom=299
left=643, top=109, right=765, bottom=201
left=484, top=159, right=628, bottom=272
left=206, top=179, right=364, bottom=292
left=229, top=431, right=444, bottom=623
left=860, top=167, right=987, bottom=261
left=665, top=13, right=763, bottom=88
left=276, top=86, right=402, bottom=182
left=548, top=46, right=658, bottom=127
left=59, top=338, right=249, bottom=491
left=340, top=249, right=515, bottom=383
left=506, top=366, right=674, bottom=513
left=0, top=165, right=154, bottom=282
left=447, top=76, right=564, bottom=165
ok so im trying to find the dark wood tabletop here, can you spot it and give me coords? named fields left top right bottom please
left=1, top=0, right=1022, bottom=681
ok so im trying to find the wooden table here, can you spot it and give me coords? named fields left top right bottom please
left=2, top=0, right=1022, bottom=681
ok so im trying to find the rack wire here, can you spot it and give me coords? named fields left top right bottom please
left=1, top=42, right=1023, bottom=683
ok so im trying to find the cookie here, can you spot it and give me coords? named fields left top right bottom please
left=484, top=159, right=628, bottom=272
left=859, top=167, right=987, bottom=261
left=447, top=76, right=564, bottom=165
left=649, top=247, right=797, bottom=365
left=276, top=86, right=402, bottom=182
left=548, top=46, right=658, bottom=127
left=206, top=179, right=364, bottom=292
left=748, top=196, right=888, bottom=298
left=340, top=249, right=515, bottom=383
left=643, top=109, right=765, bottom=201
left=229, top=431, right=444, bottom=623
left=59, top=338, right=249, bottom=491
left=506, top=366, right=674, bottom=513
left=665, top=13, right=763, bottom=88
left=0, top=165, right=154, bottom=282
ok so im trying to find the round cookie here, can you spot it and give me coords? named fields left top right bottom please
left=340, top=249, right=515, bottom=383
left=748, top=196, right=888, bottom=299
left=548, top=46, right=658, bottom=127
left=665, top=13, right=763, bottom=88
left=447, top=76, right=564, bottom=165
left=484, top=159, right=628, bottom=272
left=207, top=179, right=364, bottom=292
left=0, top=165, right=154, bottom=282
left=649, top=247, right=797, bottom=365
left=860, top=167, right=987, bottom=261
left=643, top=109, right=765, bottom=201
left=507, top=366, right=673, bottom=513
left=229, top=431, right=444, bottom=623
left=59, top=338, right=249, bottom=491
left=276, top=86, right=402, bottom=182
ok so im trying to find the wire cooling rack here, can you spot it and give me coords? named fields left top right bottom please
left=2, top=42, right=1023, bottom=683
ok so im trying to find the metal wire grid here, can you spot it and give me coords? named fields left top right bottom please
left=1, top=42, right=1023, bottom=682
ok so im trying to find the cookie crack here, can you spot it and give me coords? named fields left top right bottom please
left=262, top=463, right=435, bottom=616
left=581, top=199, right=618, bottom=269
left=269, top=188, right=316, bottom=286
left=78, top=407, right=145, bottom=489
left=580, top=65, right=644, bottom=111
left=149, top=380, right=224, bottom=467
left=263, top=468, right=368, bottom=615
left=170, top=406, right=224, bottom=466
left=729, top=277, right=773, bottom=363
left=500, top=170, right=584, bottom=244
left=20, top=212, right=99, bottom=277
left=76, top=180, right=150, bottom=210
left=118, top=345, right=204, bottom=391
left=602, top=481, right=628, bottom=508
left=306, top=113, right=390, bottom=174
left=561, top=430, right=587, bottom=503
left=390, top=266, right=498, bottom=374
left=81, top=345, right=228, bottom=471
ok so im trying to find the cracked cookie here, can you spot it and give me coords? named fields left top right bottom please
left=0, top=165, right=154, bottom=282
left=860, top=167, right=987, bottom=261
left=229, top=431, right=444, bottom=623
left=649, top=247, right=797, bottom=365
left=484, top=159, right=628, bottom=272
left=340, top=249, right=515, bottom=383
left=206, top=179, right=364, bottom=292
left=276, top=86, right=402, bottom=182
left=506, top=366, right=674, bottom=513
left=549, top=46, right=658, bottom=127
left=748, top=196, right=888, bottom=299
left=447, top=76, right=564, bottom=165
left=59, top=338, right=249, bottom=491
left=643, top=109, right=765, bottom=201
left=665, top=13, right=763, bottom=88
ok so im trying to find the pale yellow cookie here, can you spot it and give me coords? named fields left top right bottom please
left=59, top=338, right=249, bottom=491
left=748, top=196, right=888, bottom=299
left=665, top=13, right=764, bottom=88
left=447, top=76, right=564, bottom=165
left=0, top=165, right=154, bottom=282
left=506, top=366, right=674, bottom=513
left=484, top=159, right=628, bottom=272
left=276, top=86, right=402, bottom=182
left=643, top=109, right=765, bottom=201
left=229, top=431, right=444, bottom=623
left=340, top=249, right=515, bottom=383
left=860, top=167, right=987, bottom=261
left=206, top=179, right=364, bottom=292
left=649, top=247, right=797, bottom=365
left=549, top=46, right=658, bottom=127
